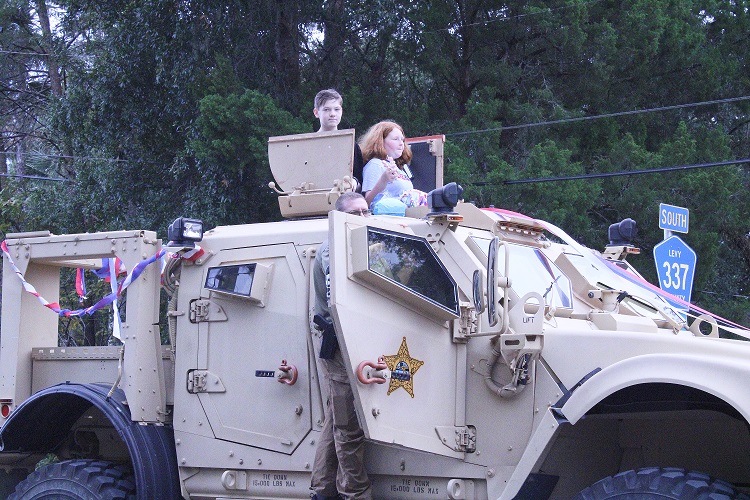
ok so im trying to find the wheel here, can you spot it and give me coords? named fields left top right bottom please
left=574, top=467, right=750, bottom=500
left=0, top=469, right=29, bottom=498
left=9, top=459, right=135, bottom=500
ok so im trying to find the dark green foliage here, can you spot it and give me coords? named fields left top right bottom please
left=190, top=88, right=308, bottom=225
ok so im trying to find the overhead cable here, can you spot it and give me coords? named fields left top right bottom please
left=447, top=95, right=750, bottom=138
left=497, top=158, right=750, bottom=185
left=0, top=172, right=67, bottom=182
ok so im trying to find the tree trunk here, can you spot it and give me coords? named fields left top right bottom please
left=35, top=0, right=63, bottom=97
left=453, top=0, right=479, bottom=117
left=36, top=0, right=76, bottom=177
left=274, top=0, right=300, bottom=107
left=15, top=142, right=25, bottom=177
left=320, top=0, right=346, bottom=86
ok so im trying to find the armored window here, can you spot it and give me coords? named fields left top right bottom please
left=368, top=229, right=458, bottom=312
left=205, top=264, right=256, bottom=297
left=350, top=227, right=459, bottom=319
left=566, top=251, right=683, bottom=322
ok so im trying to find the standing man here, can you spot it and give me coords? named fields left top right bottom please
left=313, top=89, right=365, bottom=186
left=311, top=192, right=372, bottom=500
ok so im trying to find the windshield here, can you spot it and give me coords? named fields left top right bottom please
left=470, top=237, right=573, bottom=310
left=471, top=234, right=686, bottom=322
left=563, top=248, right=684, bottom=322
left=520, top=217, right=686, bottom=323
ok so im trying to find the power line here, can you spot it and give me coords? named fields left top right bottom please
left=0, top=172, right=67, bottom=182
left=418, top=0, right=604, bottom=35
left=4, top=93, right=750, bottom=168
left=697, top=290, right=750, bottom=300
left=497, top=158, right=750, bottom=185
left=0, top=49, right=48, bottom=57
left=3, top=151, right=129, bottom=163
left=447, top=95, right=750, bottom=138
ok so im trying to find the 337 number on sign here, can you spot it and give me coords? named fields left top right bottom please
left=661, top=262, right=689, bottom=290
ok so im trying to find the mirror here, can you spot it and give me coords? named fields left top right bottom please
left=472, top=269, right=485, bottom=313
left=487, top=236, right=499, bottom=326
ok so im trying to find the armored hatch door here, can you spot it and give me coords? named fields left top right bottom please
left=328, top=211, right=465, bottom=459
left=405, top=134, right=444, bottom=193
left=196, top=243, right=310, bottom=454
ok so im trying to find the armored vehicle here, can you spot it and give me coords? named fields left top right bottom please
left=2, top=129, right=750, bottom=499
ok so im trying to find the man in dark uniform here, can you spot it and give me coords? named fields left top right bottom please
left=310, top=192, right=372, bottom=500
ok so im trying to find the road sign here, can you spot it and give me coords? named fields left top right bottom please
left=653, top=235, right=697, bottom=305
left=659, top=203, right=689, bottom=233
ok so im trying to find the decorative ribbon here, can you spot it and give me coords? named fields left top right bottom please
left=75, top=268, right=87, bottom=302
left=91, top=257, right=127, bottom=281
left=1, top=240, right=202, bottom=319
left=109, top=256, right=122, bottom=339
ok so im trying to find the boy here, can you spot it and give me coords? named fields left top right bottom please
left=313, top=89, right=364, bottom=185
left=314, top=89, right=344, bottom=133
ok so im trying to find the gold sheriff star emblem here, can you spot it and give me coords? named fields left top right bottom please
left=383, top=337, right=424, bottom=398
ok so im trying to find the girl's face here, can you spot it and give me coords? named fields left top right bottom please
left=383, top=128, right=405, bottom=159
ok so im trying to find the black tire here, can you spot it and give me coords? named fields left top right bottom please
left=9, top=459, right=135, bottom=500
left=0, top=469, right=29, bottom=498
left=575, top=467, right=750, bottom=500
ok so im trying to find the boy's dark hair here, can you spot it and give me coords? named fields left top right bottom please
left=315, top=89, right=343, bottom=109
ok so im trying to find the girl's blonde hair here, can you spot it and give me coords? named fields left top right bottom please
left=358, top=121, right=412, bottom=167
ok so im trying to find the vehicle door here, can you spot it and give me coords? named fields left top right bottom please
left=195, top=243, right=310, bottom=454
left=328, top=210, right=467, bottom=459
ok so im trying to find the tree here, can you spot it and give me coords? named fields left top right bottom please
left=190, top=88, right=308, bottom=225
left=1, top=0, right=749, bottom=325
left=1, top=1, right=41, bottom=179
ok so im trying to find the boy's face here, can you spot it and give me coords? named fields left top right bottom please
left=314, top=98, right=343, bottom=132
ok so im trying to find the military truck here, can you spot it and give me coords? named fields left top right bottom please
left=2, top=128, right=750, bottom=499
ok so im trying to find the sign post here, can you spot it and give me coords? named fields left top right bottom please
left=655, top=204, right=695, bottom=312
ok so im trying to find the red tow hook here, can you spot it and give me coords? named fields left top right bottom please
left=356, top=356, right=388, bottom=385
left=277, top=359, right=298, bottom=385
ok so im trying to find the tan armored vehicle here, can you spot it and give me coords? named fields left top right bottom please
left=2, top=129, right=750, bottom=499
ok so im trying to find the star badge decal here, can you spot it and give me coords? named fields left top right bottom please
left=383, top=336, right=424, bottom=398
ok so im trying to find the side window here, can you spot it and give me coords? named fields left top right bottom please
left=205, top=263, right=272, bottom=305
left=362, top=228, right=459, bottom=317
left=206, top=264, right=256, bottom=296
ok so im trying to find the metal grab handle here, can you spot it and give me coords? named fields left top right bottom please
left=277, top=359, right=298, bottom=386
left=356, top=356, right=388, bottom=385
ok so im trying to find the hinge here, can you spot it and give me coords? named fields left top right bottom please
left=497, top=332, right=543, bottom=393
left=435, top=425, right=476, bottom=453
left=453, top=303, right=478, bottom=343
left=189, top=299, right=228, bottom=323
left=425, top=232, right=442, bottom=253
left=186, top=369, right=227, bottom=394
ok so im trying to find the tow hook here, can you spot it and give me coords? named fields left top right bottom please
left=356, top=356, right=389, bottom=384
left=277, top=360, right=298, bottom=385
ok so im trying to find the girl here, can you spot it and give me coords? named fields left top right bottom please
left=359, top=121, right=427, bottom=208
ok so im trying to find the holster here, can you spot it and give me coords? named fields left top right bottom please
left=313, top=314, right=339, bottom=360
